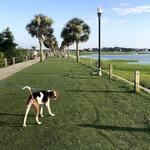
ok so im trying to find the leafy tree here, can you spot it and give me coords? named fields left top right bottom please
left=14, top=48, right=27, bottom=62
left=61, top=18, right=90, bottom=62
left=0, top=27, right=17, bottom=57
left=26, top=14, right=54, bottom=62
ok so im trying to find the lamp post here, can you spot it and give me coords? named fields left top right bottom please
left=97, top=7, right=102, bottom=76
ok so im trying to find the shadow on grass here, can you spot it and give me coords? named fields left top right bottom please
left=66, top=89, right=134, bottom=93
left=79, top=124, right=150, bottom=132
left=0, top=113, right=24, bottom=117
left=0, top=113, right=36, bottom=117
left=18, top=72, right=65, bottom=76
left=0, top=113, right=36, bottom=127
left=0, top=120, right=36, bottom=127
left=80, top=93, right=150, bottom=133
left=0, top=120, right=24, bottom=127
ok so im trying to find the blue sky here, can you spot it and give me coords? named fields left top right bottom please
left=0, top=0, right=150, bottom=49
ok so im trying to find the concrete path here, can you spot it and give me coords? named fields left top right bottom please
left=0, top=58, right=40, bottom=80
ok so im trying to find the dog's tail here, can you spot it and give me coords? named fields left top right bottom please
left=22, top=86, right=33, bottom=99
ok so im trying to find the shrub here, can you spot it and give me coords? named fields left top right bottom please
left=0, top=52, right=4, bottom=67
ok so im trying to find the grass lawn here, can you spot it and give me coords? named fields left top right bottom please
left=0, top=57, right=150, bottom=150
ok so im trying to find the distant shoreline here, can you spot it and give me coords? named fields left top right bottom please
left=79, top=51, right=150, bottom=56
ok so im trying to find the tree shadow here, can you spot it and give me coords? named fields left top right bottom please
left=0, top=120, right=24, bottom=127
left=79, top=124, right=150, bottom=132
left=0, top=112, right=35, bottom=117
left=0, top=113, right=24, bottom=117
left=18, top=72, right=64, bottom=76
left=67, top=76, right=98, bottom=80
left=66, top=89, right=134, bottom=93
left=0, top=113, right=35, bottom=127
left=79, top=93, right=150, bottom=133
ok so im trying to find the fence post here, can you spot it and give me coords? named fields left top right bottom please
left=4, top=58, right=7, bottom=67
left=26, top=56, right=28, bottom=61
left=12, top=57, right=15, bottom=65
left=134, top=71, right=140, bottom=93
left=109, top=64, right=113, bottom=79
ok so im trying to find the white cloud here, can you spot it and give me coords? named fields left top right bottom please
left=119, top=2, right=130, bottom=7
left=102, top=18, right=125, bottom=26
left=113, top=5, right=150, bottom=15
left=83, top=15, right=125, bottom=27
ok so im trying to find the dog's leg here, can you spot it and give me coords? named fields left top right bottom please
left=33, top=100, right=41, bottom=125
left=40, top=104, right=44, bottom=117
left=23, top=102, right=32, bottom=127
left=45, top=100, right=55, bottom=116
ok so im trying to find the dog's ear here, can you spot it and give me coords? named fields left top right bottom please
left=49, top=90, right=54, bottom=97
left=55, top=90, right=59, bottom=97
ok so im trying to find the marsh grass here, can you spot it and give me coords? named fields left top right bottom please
left=80, top=58, right=150, bottom=89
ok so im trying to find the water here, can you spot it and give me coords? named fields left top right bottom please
left=81, top=53, right=150, bottom=65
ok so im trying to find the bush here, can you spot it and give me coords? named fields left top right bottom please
left=14, top=48, right=28, bottom=63
left=0, top=52, right=4, bottom=67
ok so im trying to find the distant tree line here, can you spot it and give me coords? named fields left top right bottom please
left=102, top=47, right=149, bottom=52
left=82, top=47, right=150, bottom=52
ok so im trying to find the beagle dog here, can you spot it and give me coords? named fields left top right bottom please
left=22, top=86, right=59, bottom=127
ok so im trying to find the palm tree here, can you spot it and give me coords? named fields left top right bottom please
left=60, top=39, right=73, bottom=57
left=61, top=27, right=74, bottom=57
left=43, top=28, right=54, bottom=56
left=26, top=14, right=53, bottom=62
left=61, top=18, right=90, bottom=62
left=53, top=37, right=59, bottom=56
left=44, top=34, right=59, bottom=57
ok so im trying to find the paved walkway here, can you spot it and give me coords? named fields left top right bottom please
left=0, top=58, right=40, bottom=80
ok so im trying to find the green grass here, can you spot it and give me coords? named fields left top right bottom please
left=80, top=58, right=150, bottom=89
left=0, top=57, right=150, bottom=150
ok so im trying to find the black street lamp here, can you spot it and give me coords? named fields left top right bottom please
left=97, top=7, right=102, bottom=76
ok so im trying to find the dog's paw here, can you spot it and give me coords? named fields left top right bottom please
left=51, top=113, right=55, bottom=117
left=23, top=124, right=27, bottom=127
left=40, top=115, right=44, bottom=118
left=37, top=122, right=42, bottom=125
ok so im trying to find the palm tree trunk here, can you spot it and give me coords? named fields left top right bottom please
left=53, top=48, right=56, bottom=57
left=49, top=48, right=52, bottom=56
left=67, top=46, right=69, bottom=57
left=76, top=41, right=79, bottom=62
left=39, top=39, right=43, bottom=62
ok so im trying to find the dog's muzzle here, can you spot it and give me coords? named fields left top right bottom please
left=53, top=96, right=57, bottom=100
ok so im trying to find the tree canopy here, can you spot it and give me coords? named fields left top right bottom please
left=61, top=18, right=90, bottom=62
left=0, top=27, right=17, bottom=57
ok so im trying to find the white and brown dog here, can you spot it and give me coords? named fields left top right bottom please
left=22, top=86, right=59, bottom=127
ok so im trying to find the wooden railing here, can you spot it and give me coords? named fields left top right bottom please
left=79, top=57, right=150, bottom=94
left=0, top=56, right=29, bottom=68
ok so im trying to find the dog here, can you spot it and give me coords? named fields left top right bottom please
left=22, top=86, right=59, bottom=127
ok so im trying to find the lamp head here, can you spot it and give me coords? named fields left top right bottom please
left=97, top=6, right=103, bottom=15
